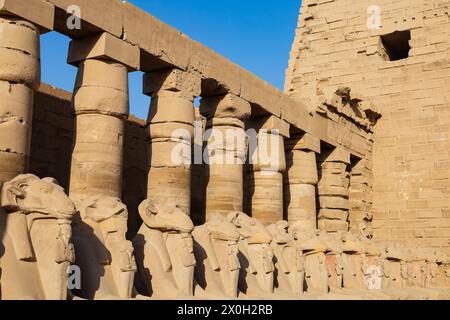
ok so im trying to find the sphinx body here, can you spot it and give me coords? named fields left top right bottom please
left=227, top=212, right=275, bottom=298
left=340, top=232, right=367, bottom=290
left=71, top=197, right=136, bottom=300
left=267, top=221, right=304, bottom=295
left=0, top=174, right=76, bottom=300
left=288, top=223, right=328, bottom=294
left=192, top=213, right=241, bottom=299
left=301, top=236, right=329, bottom=293
left=363, top=243, right=383, bottom=290
left=436, top=253, right=450, bottom=288
left=133, top=199, right=196, bottom=299
left=319, top=232, right=344, bottom=291
left=380, top=245, right=405, bottom=289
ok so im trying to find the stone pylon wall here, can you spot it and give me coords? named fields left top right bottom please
left=286, top=0, right=450, bottom=253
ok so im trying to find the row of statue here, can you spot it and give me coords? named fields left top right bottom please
left=0, top=174, right=449, bottom=300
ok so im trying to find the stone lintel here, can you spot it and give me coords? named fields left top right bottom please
left=325, top=147, right=351, bottom=165
left=0, top=0, right=54, bottom=32
left=68, top=32, right=140, bottom=71
left=47, top=0, right=123, bottom=38
left=200, top=93, right=251, bottom=121
left=143, top=68, right=201, bottom=99
left=246, top=116, right=290, bottom=138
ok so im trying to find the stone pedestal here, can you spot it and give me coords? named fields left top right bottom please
left=143, top=69, right=200, bottom=214
left=284, top=134, right=320, bottom=231
left=200, top=94, right=251, bottom=220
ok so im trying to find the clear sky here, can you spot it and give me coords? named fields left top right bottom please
left=40, top=0, right=302, bottom=119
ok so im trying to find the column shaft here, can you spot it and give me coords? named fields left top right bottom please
left=284, top=148, right=319, bottom=231
left=144, top=69, right=199, bottom=214
left=70, top=59, right=129, bottom=202
left=0, top=17, right=40, bottom=182
left=205, top=119, right=246, bottom=218
left=317, top=148, right=351, bottom=233
left=349, top=155, right=374, bottom=238
left=201, top=94, right=251, bottom=220
left=246, top=127, right=287, bottom=225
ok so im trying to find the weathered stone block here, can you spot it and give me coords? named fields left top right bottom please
left=0, top=0, right=54, bottom=31
left=68, top=33, right=140, bottom=71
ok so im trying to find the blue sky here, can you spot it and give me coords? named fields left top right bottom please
left=41, top=0, right=301, bottom=119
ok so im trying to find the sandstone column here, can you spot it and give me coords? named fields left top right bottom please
left=284, top=133, right=321, bottom=232
left=67, top=33, right=139, bottom=203
left=0, top=0, right=54, bottom=183
left=245, top=116, right=289, bottom=225
left=143, top=69, right=200, bottom=214
left=349, top=152, right=374, bottom=238
left=317, top=147, right=351, bottom=233
left=200, top=94, right=251, bottom=220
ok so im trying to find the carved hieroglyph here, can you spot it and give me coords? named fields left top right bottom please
left=227, top=212, right=275, bottom=297
left=192, top=213, right=241, bottom=298
left=267, top=221, right=304, bottom=294
left=0, top=174, right=76, bottom=300
left=71, top=197, right=136, bottom=300
left=133, top=199, right=196, bottom=299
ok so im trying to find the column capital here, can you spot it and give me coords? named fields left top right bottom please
left=286, top=133, right=321, bottom=153
left=246, top=115, right=290, bottom=138
left=200, top=93, right=251, bottom=121
left=0, top=0, right=54, bottom=32
left=143, top=68, right=201, bottom=99
left=325, top=147, right=351, bottom=164
left=68, top=33, right=140, bottom=71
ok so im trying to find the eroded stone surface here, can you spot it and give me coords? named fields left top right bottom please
left=0, top=174, right=76, bottom=300
left=72, top=197, right=136, bottom=300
